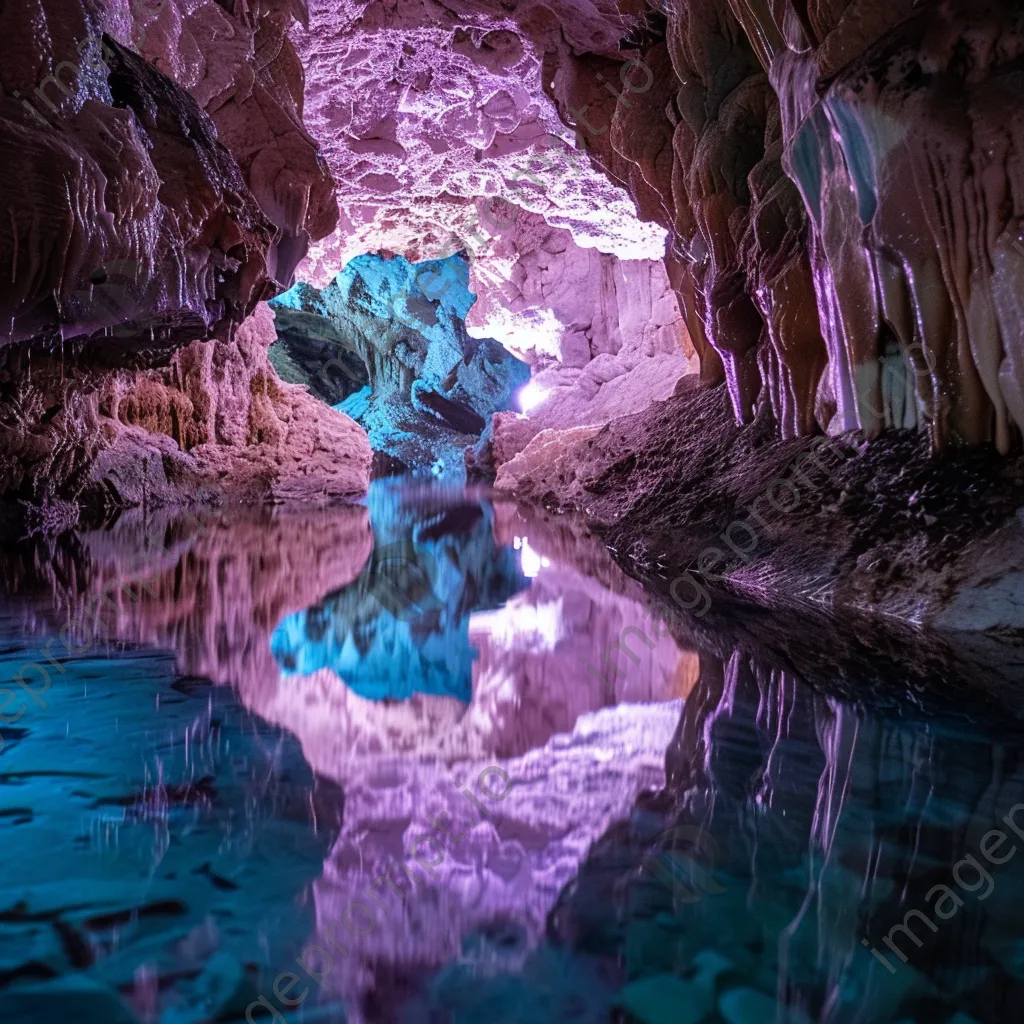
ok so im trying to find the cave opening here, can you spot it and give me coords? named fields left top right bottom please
left=268, top=250, right=531, bottom=480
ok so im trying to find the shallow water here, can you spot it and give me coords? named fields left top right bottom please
left=1, top=484, right=1024, bottom=1024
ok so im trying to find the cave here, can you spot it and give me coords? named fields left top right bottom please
left=2, top=2, right=1024, bottom=1023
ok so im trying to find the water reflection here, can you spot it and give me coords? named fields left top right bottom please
left=270, top=483, right=529, bottom=703
left=0, top=487, right=1023, bottom=1023
left=0, top=485, right=693, bottom=1023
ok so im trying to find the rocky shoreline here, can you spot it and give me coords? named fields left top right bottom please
left=496, top=378, right=1024, bottom=635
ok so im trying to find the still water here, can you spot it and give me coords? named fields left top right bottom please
left=1, top=483, right=1023, bottom=1024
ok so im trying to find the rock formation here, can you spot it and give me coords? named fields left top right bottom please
left=594, top=0, right=1024, bottom=449
left=110, top=0, right=338, bottom=290
left=0, top=0, right=365, bottom=516
left=286, top=0, right=698, bottom=475
left=0, top=303, right=372, bottom=521
left=2, top=0, right=1024, bottom=613
left=285, top=0, right=1024, bottom=456
left=268, top=306, right=370, bottom=407
left=2, top=0, right=337, bottom=348
left=271, top=253, right=530, bottom=475
left=501, top=376, right=1024, bottom=631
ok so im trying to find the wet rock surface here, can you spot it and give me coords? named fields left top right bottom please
left=501, top=377, right=1024, bottom=632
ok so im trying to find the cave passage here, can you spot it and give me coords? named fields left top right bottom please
left=268, top=252, right=531, bottom=480
left=3, top=1, right=1024, bottom=1023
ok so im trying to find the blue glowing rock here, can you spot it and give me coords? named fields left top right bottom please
left=270, top=253, right=530, bottom=478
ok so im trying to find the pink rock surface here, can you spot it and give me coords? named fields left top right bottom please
left=103, top=302, right=373, bottom=503
left=463, top=212, right=688, bottom=366
left=493, top=425, right=603, bottom=492
left=0, top=303, right=372, bottom=510
left=286, top=0, right=697, bottom=428
left=475, top=227, right=697, bottom=473
left=0, top=0, right=350, bottom=509
left=110, top=0, right=339, bottom=286
left=286, top=0, right=696, bottom=476
left=292, top=0, right=664, bottom=276
left=271, top=517, right=696, bottom=1019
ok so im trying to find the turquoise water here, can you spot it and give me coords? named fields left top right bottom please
left=1, top=485, right=1024, bottom=1023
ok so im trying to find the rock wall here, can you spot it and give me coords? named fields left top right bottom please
left=0, top=0, right=359, bottom=513
left=0, top=304, right=372, bottom=519
left=110, top=0, right=338, bottom=287
left=1, top=15, right=269, bottom=350
left=1, top=0, right=338, bottom=350
left=590, top=0, right=1024, bottom=448
left=498, top=376, right=1024, bottom=632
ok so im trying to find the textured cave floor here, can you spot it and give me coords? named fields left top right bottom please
left=1, top=485, right=1024, bottom=1024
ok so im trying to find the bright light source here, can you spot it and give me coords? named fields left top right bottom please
left=519, top=537, right=550, bottom=578
left=517, top=380, right=549, bottom=414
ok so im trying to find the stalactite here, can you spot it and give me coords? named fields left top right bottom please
left=604, top=0, right=1024, bottom=452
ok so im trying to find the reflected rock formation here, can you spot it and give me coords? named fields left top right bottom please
left=271, top=483, right=530, bottom=702
left=410, top=648, right=1024, bottom=1024
left=0, top=485, right=699, bottom=1021
left=578, top=653, right=1024, bottom=1024
left=40, top=502, right=375, bottom=708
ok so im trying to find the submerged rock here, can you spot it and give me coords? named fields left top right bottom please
left=0, top=635, right=339, bottom=1021
left=615, top=973, right=713, bottom=1024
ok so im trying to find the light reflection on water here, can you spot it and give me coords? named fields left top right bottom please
left=0, top=483, right=1023, bottom=1023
